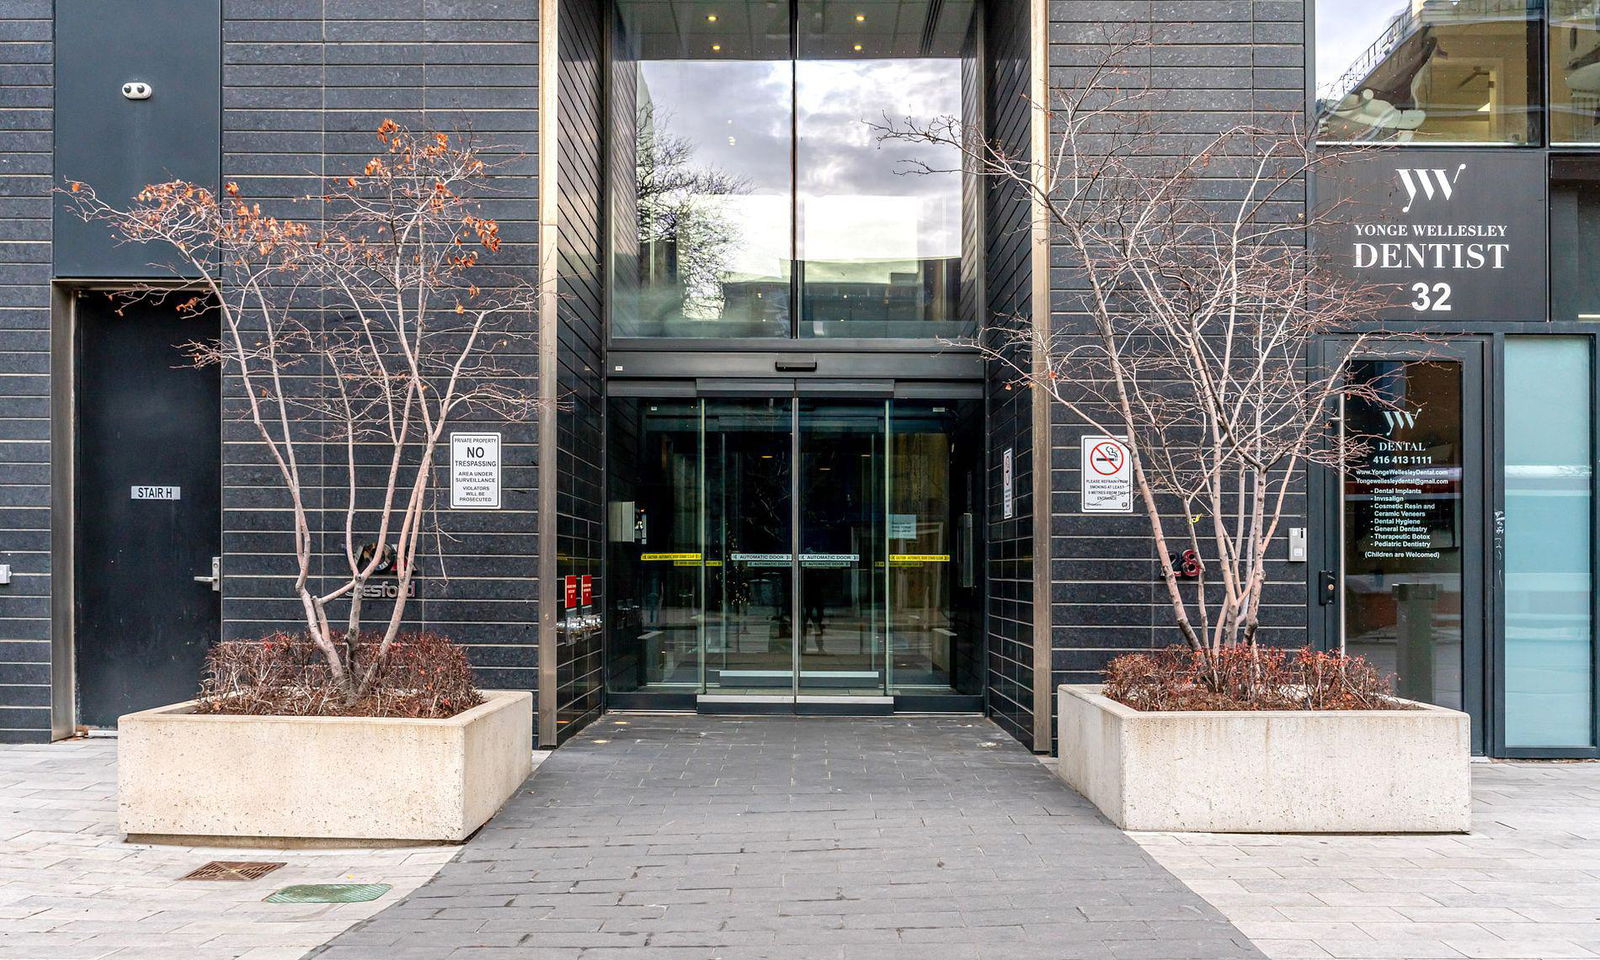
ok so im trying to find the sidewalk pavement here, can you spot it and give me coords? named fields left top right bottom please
left=5, top=724, right=1600, bottom=960
left=0, top=738, right=530, bottom=960
left=313, top=714, right=1263, bottom=960
left=1133, top=761, right=1600, bottom=960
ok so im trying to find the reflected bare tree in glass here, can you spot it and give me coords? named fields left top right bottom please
left=635, top=103, right=751, bottom=320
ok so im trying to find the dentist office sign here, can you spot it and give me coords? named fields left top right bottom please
left=1315, top=150, right=1545, bottom=322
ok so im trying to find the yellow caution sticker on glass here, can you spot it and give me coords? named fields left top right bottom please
left=890, top=554, right=950, bottom=563
left=641, top=552, right=701, bottom=562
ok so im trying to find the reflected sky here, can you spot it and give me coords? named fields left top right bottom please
left=1316, top=0, right=1411, bottom=99
left=640, top=55, right=962, bottom=268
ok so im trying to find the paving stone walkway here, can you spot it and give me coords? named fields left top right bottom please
left=0, top=739, right=487, bottom=960
left=1134, top=761, right=1600, bottom=960
left=312, top=714, right=1261, bottom=960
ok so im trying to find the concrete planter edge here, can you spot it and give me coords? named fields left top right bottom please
left=1056, top=683, right=1472, bottom=834
left=116, top=689, right=534, bottom=844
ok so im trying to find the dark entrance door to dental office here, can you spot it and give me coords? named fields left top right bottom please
left=74, top=296, right=222, bottom=728
left=1317, top=338, right=1486, bottom=754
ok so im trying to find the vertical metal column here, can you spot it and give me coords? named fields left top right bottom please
left=1028, top=0, right=1055, bottom=752
left=790, top=398, right=801, bottom=697
left=883, top=399, right=893, bottom=696
left=536, top=0, right=562, bottom=748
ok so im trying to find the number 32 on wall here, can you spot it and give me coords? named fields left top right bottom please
left=1410, top=281, right=1453, bottom=312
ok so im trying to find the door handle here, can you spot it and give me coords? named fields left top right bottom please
left=1317, top=569, right=1337, bottom=606
left=194, top=556, right=221, bottom=592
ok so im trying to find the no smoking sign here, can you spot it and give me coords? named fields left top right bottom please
left=1080, top=435, right=1132, bottom=514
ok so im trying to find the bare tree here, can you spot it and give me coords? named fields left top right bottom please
left=881, top=40, right=1395, bottom=668
left=66, top=121, right=537, bottom=704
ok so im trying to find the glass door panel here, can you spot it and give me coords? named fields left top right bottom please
left=797, top=400, right=886, bottom=695
left=1342, top=356, right=1476, bottom=710
left=887, top=401, right=980, bottom=695
left=704, top=398, right=795, bottom=693
left=1503, top=337, right=1595, bottom=749
left=605, top=398, right=702, bottom=693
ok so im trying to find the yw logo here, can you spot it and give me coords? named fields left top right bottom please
left=1381, top=409, right=1419, bottom=434
left=1396, top=164, right=1467, bottom=213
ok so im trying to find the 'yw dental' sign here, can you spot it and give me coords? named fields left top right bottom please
left=1316, top=150, right=1545, bottom=323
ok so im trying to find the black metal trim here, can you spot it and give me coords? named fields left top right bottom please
left=893, top=694, right=984, bottom=712
left=696, top=698, right=794, bottom=716
left=794, top=379, right=893, bottom=396
left=606, top=691, right=698, bottom=710
left=611, top=337, right=981, bottom=353
left=795, top=699, right=894, bottom=716
left=695, top=378, right=797, bottom=396
left=609, top=350, right=984, bottom=382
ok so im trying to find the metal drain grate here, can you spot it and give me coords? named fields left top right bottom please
left=181, top=861, right=286, bottom=882
left=265, top=883, right=392, bottom=904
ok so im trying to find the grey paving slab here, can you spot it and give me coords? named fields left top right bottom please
left=0, top=739, right=516, bottom=960
left=1134, top=761, right=1600, bottom=960
left=310, top=715, right=1263, bottom=960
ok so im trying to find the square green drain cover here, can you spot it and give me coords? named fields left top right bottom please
left=265, top=883, right=392, bottom=904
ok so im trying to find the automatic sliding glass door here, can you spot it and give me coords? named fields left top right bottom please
left=607, top=393, right=982, bottom=705
left=797, top=400, right=887, bottom=696
left=704, top=398, right=794, bottom=694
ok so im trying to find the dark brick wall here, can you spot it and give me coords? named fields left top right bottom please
left=553, top=0, right=606, bottom=742
left=0, top=0, right=52, bottom=743
left=1042, top=0, right=1309, bottom=746
left=982, top=0, right=1039, bottom=748
left=217, top=0, right=543, bottom=697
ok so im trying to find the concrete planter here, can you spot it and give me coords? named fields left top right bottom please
left=118, top=689, right=533, bottom=844
left=1057, top=684, right=1470, bottom=833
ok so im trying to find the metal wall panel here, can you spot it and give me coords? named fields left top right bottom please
left=53, top=0, right=220, bottom=278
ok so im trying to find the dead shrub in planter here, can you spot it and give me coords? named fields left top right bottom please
left=1102, top=644, right=1402, bottom=712
left=196, top=631, right=485, bottom=719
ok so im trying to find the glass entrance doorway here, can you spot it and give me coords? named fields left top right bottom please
left=1325, top=340, right=1486, bottom=752
left=607, top=393, right=982, bottom=707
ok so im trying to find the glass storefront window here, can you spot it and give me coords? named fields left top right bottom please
left=610, top=0, right=976, bottom=339
left=1552, top=158, right=1600, bottom=321
left=1503, top=337, right=1595, bottom=748
left=610, top=1, right=793, bottom=338
left=888, top=401, right=982, bottom=696
left=1551, top=2, right=1600, bottom=141
left=1316, top=0, right=1541, bottom=144
left=795, top=0, right=969, bottom=337
left=605, top=398, right=703, bottom=692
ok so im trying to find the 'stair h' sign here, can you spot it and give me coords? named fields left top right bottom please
left=131, top=485, right=180, bottom=500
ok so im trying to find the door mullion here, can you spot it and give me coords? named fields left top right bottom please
left=791, top=397, right=800, bottom=700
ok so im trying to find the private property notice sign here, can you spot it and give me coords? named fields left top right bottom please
left=450, top=432, right=502, bottom=509
left=1080, top=435, right=1132, bottom=514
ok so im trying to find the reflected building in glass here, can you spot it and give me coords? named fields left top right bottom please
left=610, top=0, right=975, bottom=339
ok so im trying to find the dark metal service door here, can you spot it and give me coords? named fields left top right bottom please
left=75, top=297, right=221, bottom=727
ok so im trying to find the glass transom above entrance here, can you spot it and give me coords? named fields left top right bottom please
left=609, top=0, right=979, bottom=341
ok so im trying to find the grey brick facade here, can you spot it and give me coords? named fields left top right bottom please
left=0, top=0, right=52, bottom=743
left=1039, top=0, right=1311, bottom=750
